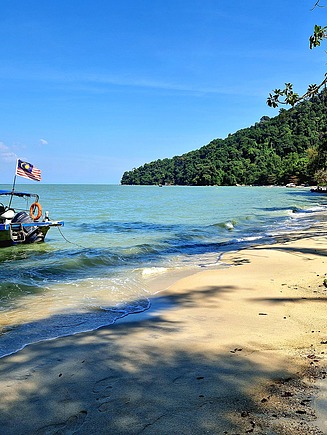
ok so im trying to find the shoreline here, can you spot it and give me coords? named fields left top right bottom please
left=1, top=223, right=327, bottom=433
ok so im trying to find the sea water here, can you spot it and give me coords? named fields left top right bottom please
left=0, top=184, right=326, bottom=358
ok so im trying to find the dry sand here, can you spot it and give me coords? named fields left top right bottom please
left=1, top=224, right=327, bottom=434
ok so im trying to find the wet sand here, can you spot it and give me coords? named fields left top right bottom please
left=1, top=224, right=327, bottom=434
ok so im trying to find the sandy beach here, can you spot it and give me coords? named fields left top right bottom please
left=1, top=223, right=327, bottom=434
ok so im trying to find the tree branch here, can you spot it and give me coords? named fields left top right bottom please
left=267, top=17, right=327, bottom=107
left=311, top=0, right=324, bottom=10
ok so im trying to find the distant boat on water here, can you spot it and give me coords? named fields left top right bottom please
left=310, top=186, right=327, bottom=193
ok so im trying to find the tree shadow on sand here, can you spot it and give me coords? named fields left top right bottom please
left=0, top=284, right=323, bottom=434
left=1, top=226, right=327, bottom=434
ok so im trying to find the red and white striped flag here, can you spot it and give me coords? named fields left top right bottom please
left=16, top=159, right=42, bottom=182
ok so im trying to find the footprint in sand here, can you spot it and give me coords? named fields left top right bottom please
left=93, top=376, right=136, bottom=413
left=36, top=410, right=87, bottom=435
left=93, top=375, right=121, bottom=407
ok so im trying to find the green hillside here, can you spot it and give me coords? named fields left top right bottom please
left=121, top=92, right=327, bottom=186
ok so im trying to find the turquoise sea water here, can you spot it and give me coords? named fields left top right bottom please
left=0, top=184, right=327, bottom=358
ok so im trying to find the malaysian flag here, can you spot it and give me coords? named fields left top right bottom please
left=16, top=159, right=42, bottom=182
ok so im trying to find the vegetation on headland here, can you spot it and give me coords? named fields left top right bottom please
left=121, top=91, right=327, bottom=186
left=122, top=3, right=327, bottom=187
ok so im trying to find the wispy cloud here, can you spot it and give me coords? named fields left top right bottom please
left=0, top=142, right=17, bottom=162
left=40, top=139, right=48, bottom=145
left=0, top=45, right=322, bottom=100
left=0, top=64, right=280, bottom=97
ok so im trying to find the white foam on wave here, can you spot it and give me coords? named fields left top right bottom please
left=224, top=221, right=234, bottom=230
left=289, top=205, right=327, bottom=217
left=242, top=235, right=262, bottom=242
left=141, top=267, right=169, bottom=277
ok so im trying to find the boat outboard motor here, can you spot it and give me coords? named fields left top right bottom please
left=11, top=211, right=43, bottom=243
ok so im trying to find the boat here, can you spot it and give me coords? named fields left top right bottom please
left=0, top=159, right=64, bottom=247
left=310, top=186, right=327, bottom=193
left=0, top=190, right=64, bottom=247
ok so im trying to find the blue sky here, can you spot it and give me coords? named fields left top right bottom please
left=0, top=1, right=325, bottom=184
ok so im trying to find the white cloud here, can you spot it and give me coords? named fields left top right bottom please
left=40, top=139, right=48, bottom=145
left=0, top=142, right=17, bottom=162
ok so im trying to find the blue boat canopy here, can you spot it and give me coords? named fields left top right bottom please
left=0, top=190, right=39, bottom=201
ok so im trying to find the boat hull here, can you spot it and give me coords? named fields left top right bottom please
left=0, top=221, right=64, bottom=247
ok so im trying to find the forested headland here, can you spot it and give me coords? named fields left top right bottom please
left=121, top=91, right=327, bottom=186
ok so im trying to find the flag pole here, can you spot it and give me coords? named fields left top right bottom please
left=11, top=174, right=17, bottom=192
left=9, top=161, right=18, bottom=208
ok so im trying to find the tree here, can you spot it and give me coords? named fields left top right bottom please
left=314, top=168, right=327, bottom=184
left=267, top=2, right=327, bottom=108
left=266, top=2, right=327, bottom=184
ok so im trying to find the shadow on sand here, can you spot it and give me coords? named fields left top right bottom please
left=0, top=281, right=324, bottom=434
